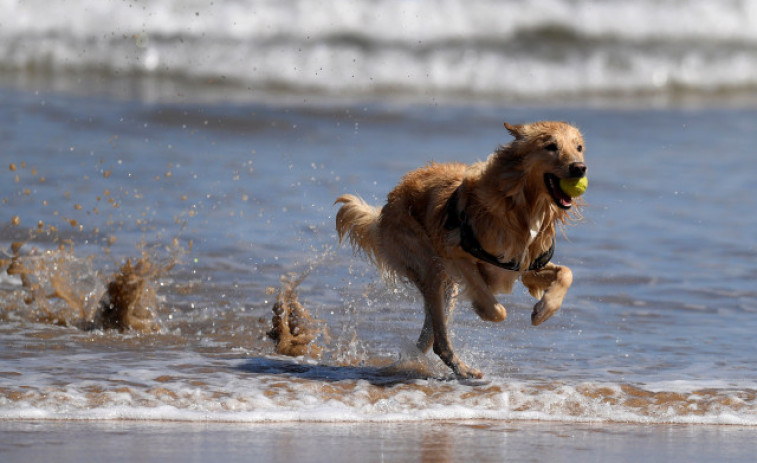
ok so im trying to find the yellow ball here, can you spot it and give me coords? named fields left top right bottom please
left=559, top=177, right=588, bottom=197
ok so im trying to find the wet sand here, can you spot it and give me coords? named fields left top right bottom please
left=0, top=420, right=753, bottom=463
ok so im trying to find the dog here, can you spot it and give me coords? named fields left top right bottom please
left=335, top=121, right=586, bottom=378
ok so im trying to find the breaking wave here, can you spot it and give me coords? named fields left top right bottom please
left=2, top=0, right=757, bottom=101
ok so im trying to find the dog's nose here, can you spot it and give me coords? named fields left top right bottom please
left=569, top=162, right=587, bottom=178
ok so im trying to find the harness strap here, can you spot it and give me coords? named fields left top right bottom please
left=444, top=187, right=554, bottom=272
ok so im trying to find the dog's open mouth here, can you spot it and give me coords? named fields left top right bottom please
left=544, top=173, right=573, bottom=209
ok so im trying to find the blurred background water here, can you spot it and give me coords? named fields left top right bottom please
left=2, top=0, right=757, bottom=105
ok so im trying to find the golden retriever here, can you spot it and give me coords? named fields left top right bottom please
left=335, top=121, right=586, bottom=378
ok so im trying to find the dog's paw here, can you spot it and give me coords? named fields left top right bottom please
left=439, top=351, right=485, bottom=379
left=531, top=299, right=561, bottom=326
left=472, top=301, right=507, bottom=322
left=454, top=364, right=484, bottom=380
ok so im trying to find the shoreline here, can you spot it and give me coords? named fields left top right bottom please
left=1, top=416, right=756, bottom=427
left=2, top=419, right=755, bottom=463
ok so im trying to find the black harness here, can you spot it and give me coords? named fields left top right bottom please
left=444, top=188, right=554, bottom=272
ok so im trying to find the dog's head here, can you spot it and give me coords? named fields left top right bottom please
left=502, top=121, right=586, bottom=210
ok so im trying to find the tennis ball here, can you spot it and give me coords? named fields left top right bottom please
left=559, top=177, right=588, bottom=197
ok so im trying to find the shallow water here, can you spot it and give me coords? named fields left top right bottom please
left=1, top=87, right=756, bottom=427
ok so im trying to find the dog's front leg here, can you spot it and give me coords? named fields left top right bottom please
left=455, top=259, right=507, bottom=322
left=521, top=263, right=573, bottom=326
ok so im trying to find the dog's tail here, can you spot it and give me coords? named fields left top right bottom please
left=334, top=194, right=384, bottom=268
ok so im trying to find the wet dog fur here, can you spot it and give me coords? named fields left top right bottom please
left=335, top=121, right=586, bottom=378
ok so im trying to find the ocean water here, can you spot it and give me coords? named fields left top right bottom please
left=1, top=0, right=757, bottom=443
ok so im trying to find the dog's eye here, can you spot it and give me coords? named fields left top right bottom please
left=577, top=144, right=583, bottom=152
left=545, top=143, right=558, bottom=152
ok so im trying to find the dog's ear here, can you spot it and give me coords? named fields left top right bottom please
left=504, top=122, right=526, bottom=140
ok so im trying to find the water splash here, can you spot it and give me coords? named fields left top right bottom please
left=0, top=239, right=188, bottom=333
left=1, top=241, right=102, bottom=327
left=268, top=265, right=330, bottom=358
left=94, top=256, right=160, bottom=332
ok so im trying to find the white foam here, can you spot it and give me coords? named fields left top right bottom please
left=2, top=350, right=756, bottom=426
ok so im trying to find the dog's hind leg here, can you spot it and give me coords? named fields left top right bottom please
left=378, top=211, right=480, bottom=378
left=376, top=218, right=437, bottom=355
left=416, top=311, right=434, bottom=354
left=416, top=281, right=457, bottom=354
left=420, top=271, right=483, bottom=379
left=405, top=256, right=480, bottom=378
left=521, top=263, right=573, bottom=326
